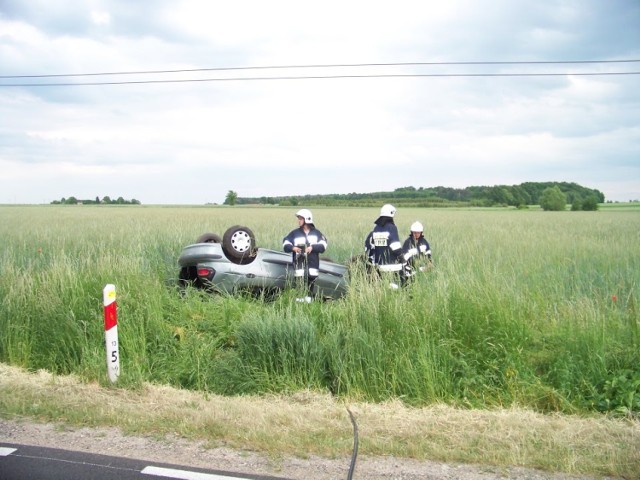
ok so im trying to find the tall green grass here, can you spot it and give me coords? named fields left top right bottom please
left=0, top=205, right=638, bottom=414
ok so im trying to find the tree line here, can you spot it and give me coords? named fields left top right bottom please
left=50, top=196, right=141, bottom=205
left=225, top=181, right=604, bottom=210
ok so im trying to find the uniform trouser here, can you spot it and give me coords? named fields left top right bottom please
left=377, top=263, right=406, bottom=286
left=294, top=254, right=318, bottom=296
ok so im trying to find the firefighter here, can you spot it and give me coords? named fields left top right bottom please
left=402, top=221, right=432, bottom=279
left=364, top=204, right=405, bottom=288
left=283, top=209, right=327, bottom=302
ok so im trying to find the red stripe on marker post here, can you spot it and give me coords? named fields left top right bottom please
left=103, top=284, right=120, bottom=383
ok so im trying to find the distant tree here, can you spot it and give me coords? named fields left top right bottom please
left=116, top=197, right=125, bottom=204
left=102, top=196, right=111, bottom=204
left=571, top=198, right=582, bottom=211
left=489, top=186, right=515, bottom=206
left=65, top=196, right=78, bottom=205
left=540, top=186, right=566, bottom=211
left=582, top=195, right=599, bottom=211
left=224, top=190, right=238, bottom=205
left=512, top=185, right=531, bottom=206
left=231, top=181, right=603, bottom=208
left=95, top=196, right=100, bottom=204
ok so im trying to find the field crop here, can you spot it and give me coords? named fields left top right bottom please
left=0, top=204, right=638, bottom=415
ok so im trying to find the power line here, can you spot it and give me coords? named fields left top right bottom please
left=0, top=59, right=638, bottom=79
left=0, top=71, right=638, bottom=87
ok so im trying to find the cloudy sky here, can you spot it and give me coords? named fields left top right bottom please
left=1, top=1, right=638, bottom=204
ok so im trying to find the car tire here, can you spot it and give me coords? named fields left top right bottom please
left=196, top=232, right=222, bottom=243
left=222, top=225, right=257, bottom=264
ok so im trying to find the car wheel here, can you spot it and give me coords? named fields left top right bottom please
left=222, top=225, right=257, bottom=264
left=196, top=232, right=222, bottom=243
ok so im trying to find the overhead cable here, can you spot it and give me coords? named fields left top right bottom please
left=1, top=59, right=638, bottom=79
left=1, top=59, right=639, bottom=87
left=0, top=71, right=638, bottom=87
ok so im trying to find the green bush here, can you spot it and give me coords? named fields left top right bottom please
left=592, top=369, right=640, bottom=416
left=540, top=186, right=567, bottom=211
left=582, top=196, right=599, bottom=211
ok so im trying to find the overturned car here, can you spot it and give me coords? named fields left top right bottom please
left=178, top=225, right=349, bottom=300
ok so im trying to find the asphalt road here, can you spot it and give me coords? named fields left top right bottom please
left=0, top=443, right=288, bottom=480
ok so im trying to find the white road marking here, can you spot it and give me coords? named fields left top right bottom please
left=0, top=447, right=17, bottom=456
left=141, top=465, right=247, bottom=479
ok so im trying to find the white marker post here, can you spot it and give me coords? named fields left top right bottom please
left=103, top=284, right=120, bottom=383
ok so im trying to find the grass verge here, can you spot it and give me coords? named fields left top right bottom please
left=1, top=363, right=638, bottom=478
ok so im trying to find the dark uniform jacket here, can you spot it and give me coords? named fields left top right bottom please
left=283, top=226, right=327, bottom=278
left=364, top=217, right=403, bottom=272
left=402, top=235, right=431, bottom=266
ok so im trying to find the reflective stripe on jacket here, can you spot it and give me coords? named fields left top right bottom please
left=283, top=226, right=327, bottom=278
left=402, top=235, right=431, bottom=264
left=365, top=222, right=402, bottom=266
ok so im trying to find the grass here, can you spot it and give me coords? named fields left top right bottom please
left=0, top=204, right=639, bottom=476
left=1, top=363, right=638, bottom=477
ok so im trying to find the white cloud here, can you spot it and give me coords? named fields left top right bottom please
left=0, top=0, right=638, bottom=203
left=90, top=11, right=110, bottom=26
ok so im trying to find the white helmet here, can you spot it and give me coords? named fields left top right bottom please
left=410, top=221, right=424, bottom=233
left=296, top=208, right=313, bottom=224
left=379, top=204, right=396, bottom=217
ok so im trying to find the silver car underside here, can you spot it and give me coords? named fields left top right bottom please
left=178, top=242, right=348, bottom=300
